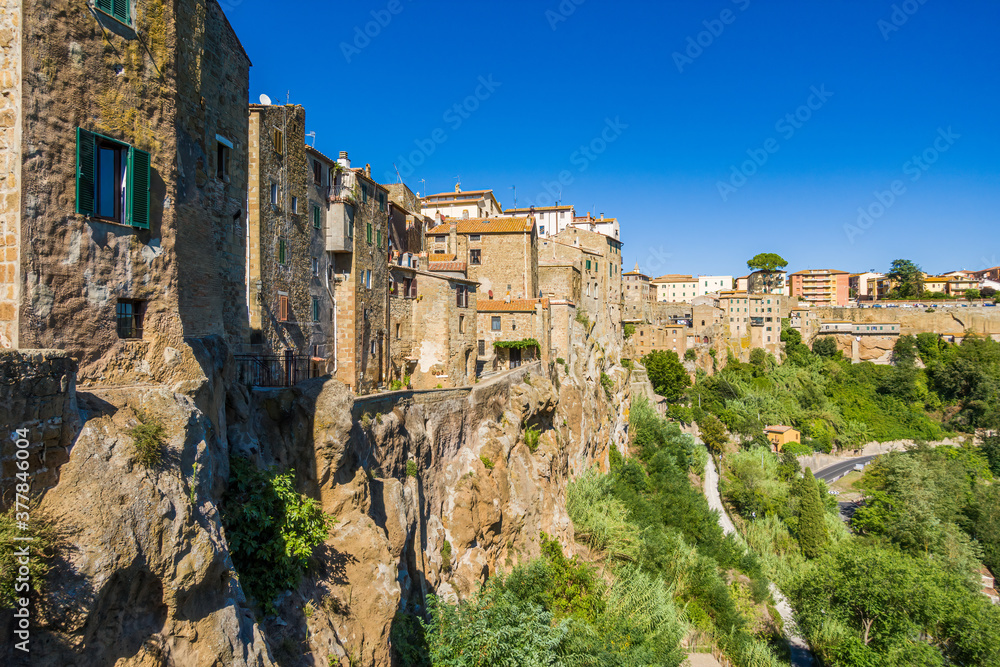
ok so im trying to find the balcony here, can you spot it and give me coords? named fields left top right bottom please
left=326, top=201, right=354, bottom=253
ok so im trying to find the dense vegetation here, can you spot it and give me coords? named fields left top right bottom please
left=413, top=399, right=785, bottom=666
left=721, top=444, right=1000, bottom=665
left=221, top=457, right=333, bottom=612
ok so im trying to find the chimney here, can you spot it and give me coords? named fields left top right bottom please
left=600, top=213, right=604, bottom=219
left=337, top=151, right=350, bottom=168
left=364, top=163, right=371, bottom=177
left=449, top=221, right=457, bottom=254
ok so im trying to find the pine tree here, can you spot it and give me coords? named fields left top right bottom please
left=795, top=469, right=828, bottom=559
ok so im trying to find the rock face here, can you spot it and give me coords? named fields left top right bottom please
left=9, top=329, right=633, bottom=666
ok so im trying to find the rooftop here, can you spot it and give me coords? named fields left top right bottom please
left=477, top=298, right=550, bottom=313
left=427, top=217, right=534, bottom=235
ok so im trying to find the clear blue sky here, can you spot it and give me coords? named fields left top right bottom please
left=225, top=0, right=1000, bottom=278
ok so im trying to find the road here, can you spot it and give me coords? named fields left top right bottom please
left=703, top=451, right=815, bottom=667
left=812, top=455, right=877, bottom=483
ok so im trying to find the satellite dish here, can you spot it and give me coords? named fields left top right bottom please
left=259, top=93, right=272, bottom=105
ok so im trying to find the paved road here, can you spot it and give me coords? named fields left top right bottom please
left=813, top=455, right=877, bottom=483
left=702, top=450, right=815, bottom=667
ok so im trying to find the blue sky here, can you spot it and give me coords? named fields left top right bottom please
left=226, top=0, right=1000, bottom=278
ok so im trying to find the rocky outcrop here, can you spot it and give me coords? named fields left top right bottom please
left=11, top=328, right=634, bottom=666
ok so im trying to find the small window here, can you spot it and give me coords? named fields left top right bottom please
left=270, top=181, right=278, bottom=206
left=367, top=223, right=373, bottom=244
left=459, top=315, right=466, bottom=333
left=470, top=249, right=481, bottom=265
left=456, top=285, right=468, bottom=308
left=279, top=238, right=287, bottom=264
left=273, top=128, right=283, bottom=154
left=312, top=297, right=320, bottom=322
left=95, top=0, right=130, bottom=25
left=216, top=140, right=231, bottom=181
left=469, top=234, right=481, bottom=242
left=378, top=191, right=386, bottom=212
left=396, top=322, right=401, bottom=337
left=312, top=257, right=319, bottom=276
left=377, top=229, right=382, bottom=247
left=435, top=235, right=446, bottom=243
left=361, top=182, right=369, bottom=203
left=116, top=299, right=145, bottom=339
left=491, top=316, right=501, bottom=331
left=313, top=205, right=321, bottom=229
left=313, top=160, right=322, bottom=185
left=478, top=339, right=485, bottom=355
left=291, top=196, right=298, bottom=213
left=365, top=270, right=372, bottom=289
left=278, top=294, right=289, bottom=322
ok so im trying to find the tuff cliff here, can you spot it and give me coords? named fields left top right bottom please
left=3, top=325, right=634, bottom=666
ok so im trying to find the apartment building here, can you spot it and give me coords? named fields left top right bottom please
left=697, top=275, right=734, bottom=296
left=849, top=272, right=883, bottom=299
left=717, top=291, right=784, bottom=355
left=421, top=185, right=503, bottom=219
left=570, top=212, right=620, bottom=240
left=789, top=269, right=850, bottom=307
left=866, top=275, right=895, bottom=300
left=0, top=0, right=250, bottom=382
left=504, top=205, right=575, bottom=238
left=652, top=275, right=699, bottom=303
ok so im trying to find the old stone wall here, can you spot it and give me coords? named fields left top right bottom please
left=476, top=306, right=550, bottom=371
left=306, top=148, right=335, bottom=362
left=811, top=305, right=1000, bottom=338
left=12, top=0, right=249, bottom=384
left=0, top=0, right=20, bottom=351
left=539, top=263, right=581, bottom=304
left=469, top=231, right=537, bottom=300
left=0, top=350, right=79, bottom=506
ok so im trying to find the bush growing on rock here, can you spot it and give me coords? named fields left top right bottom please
left=127, top=411, right=166, bottom=468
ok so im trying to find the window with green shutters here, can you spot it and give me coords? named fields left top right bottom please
left=586, top=260, right=591, bottom=270
left=312, top=297, right=320, bottom=322
left=76, top=128, right=150, bottom=228
left=313, top=205, right=321, bottom=229
left=95, top=0, right=131, bottom=26
left=366, top=223, right=372, bottom=244
left=279, top=238, right=287, bottom=264
left=376, top=229, right=382, bottom=247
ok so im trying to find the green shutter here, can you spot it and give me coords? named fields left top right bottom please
left=75, top=128, right=96, bottom=216
left=96, top=0, right=113, bottom=14
left=127, top=146, right=150, bottom=229
left=112, top=0, right=129, bottom=23
left=313, top=205, right=320, bottom=228
left=279, top=239, right=286, bottom=264
left=367, top=223, right=372, bottom=244
left=377, top=230, right=382, bottom=247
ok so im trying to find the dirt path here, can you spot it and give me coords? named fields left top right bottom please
left=703, top=454, right=815, bottom=667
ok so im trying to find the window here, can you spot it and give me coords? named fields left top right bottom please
left=270, top=181, right=278, bottom=206
left=95, top=0, right=130, bottom=25
left=364, top=270, right=372, bottom=289
left=456, top=285, right=469, bottom=308
left=313, top=159, right=322, bottom=185
left=469, top=234, right=481, bottom=242
left=75, top=128, right=150, bottom=228
left=116, top=299, right=144, bottom=338
left=470, top=249, right=481, bottom=265
left=273, top=128, right=283, bottom=154
left=279, top=238, right=287, bottom=264
left=367, top=223, right=373, bottom=244
left=361, top=182, right=369, bottom=203
left=459, top=315, right=466, bottom=333
left=312, top=297, right=320, bottom=322
left=491, top=316, right=501, bottom=331
left=377, top=229, right=382, bottom=247
left=278, top=294, right=289, bottom=322
left=435, top=235, right=446, bottom=243
left=396, top=323, right=401, bottom=337
left=478, top=339, right=485, bottom=355
left=539, top=225, right=545, bottom=234
left=312, top=257, right=319, bottom=276
left=313, top=204, right=321, bottom=229
left=586, top=260, right=591, bottom=271
left=291, top=196, right=298, bottom=213
left=377, top=191, right=387, bottom=212
left=216, top=137, right=231, bottom=181
left=407, top=277, right=417, bottom=298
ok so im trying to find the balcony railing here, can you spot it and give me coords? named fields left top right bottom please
left=235, top=354, right=316, bottom=387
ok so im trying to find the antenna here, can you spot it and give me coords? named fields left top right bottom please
left=419, top=179, right=426, bottom=198
left=286, top=90, right=290, bottom=105
left=510, top=185, right=516, bottom=211
left=454, top=175, right=461, bottom=191
left=393, top=163, right=403, bottom=184
left=258, top=93, right=271, bottom=105
left=305, top=131, right=316, bottom=147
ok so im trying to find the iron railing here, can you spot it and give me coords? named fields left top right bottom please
left=235, top=354, right=315, bottom=387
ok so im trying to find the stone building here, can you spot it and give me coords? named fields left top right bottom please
left=426, top=216, right=538, bottom=301
left=571, top=211, right=620, bottom=240
left=328, top=155, right=391, bottom=393
left=631, top=323, right=688, bottom=359
left=539, top=263, right=582, bottom=305
left=247, top=104, right=315, bottom=360
left=421, top=185, right=502, bottom=219
left=475, top=299, right=552, bottom=373
left=623, top=264, right=653, bottom=303
left=1, top=0, right=250, bottom=382
left=504, top=204, right=576, bottom=238
left=541, top=226, right=623, bottom=328
left=717, top=290, right=785, bottom=357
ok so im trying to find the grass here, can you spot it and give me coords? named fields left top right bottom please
left=480, top=454, right=495, bottom=470
left=524, top=425, right=541, bottom=453
left=127, top=411, right=166, bottom=468
left=406, top=460, right=418, bottom=478
left=829, top=470, right=863, bottom=497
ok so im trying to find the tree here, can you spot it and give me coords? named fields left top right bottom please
left=892, top=335, right=918, bottom=367
left=794, top=470, right=828, bottom=559
left=887, top=259, right=924, bottom=298
left=915, top=332, right=941, bottom=362
left=964, top=288, right=981, bottom=302
left=698, top=414, right=728, bottom=455
left=642, top=350, right=691, bottom=402
left=746, top=252, right=788, bottom=294
left=623, top=323, right=636, bottom=339
left=982, top=286, right=997, bottom=299
left=812, top=336, right=838, bottom=358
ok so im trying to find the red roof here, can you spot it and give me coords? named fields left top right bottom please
left=477, top=298, right=549, bottom=312
left=427, top=217, right=534, bottom=235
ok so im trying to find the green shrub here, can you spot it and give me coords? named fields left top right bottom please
left=622, top=358, right=633, bottom=370
left=524, top=425, right=541, bottom=453
left=480, top=454, right=494, bottom=470
left=576, top=310, right=590, bottom=327
left=0, top=506, right=56, bottom=609
left=555, top=357, right=565, bottom=365
left=623, top=322, right=636, bottom=339
left=440, top=539, right=452, bottom=573
left=684, top=349, right=696, bottom=361
left=600, top=371, right=614, bottom=399
left=221, top=457, right=334, bottom=611
left=406, top=460, right=418, bottom=478
left=127, top=413, right=166, bottom=468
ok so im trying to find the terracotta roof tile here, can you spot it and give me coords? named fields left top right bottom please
left=476, top=298, right=550, bottom=312
left=427, top=217, right=534, bottom=235
left=429, top=253, right=457, bottom=262
left=427, top=261, right=467, bottom=272
left=424, top=189, right=494, bottom=198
